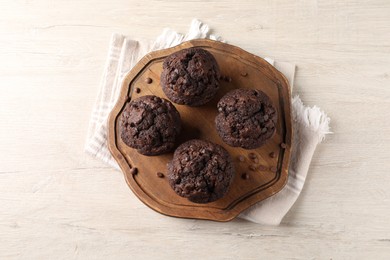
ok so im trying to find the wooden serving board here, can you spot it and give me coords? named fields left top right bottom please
left=108, top=39, right=292, bottom=222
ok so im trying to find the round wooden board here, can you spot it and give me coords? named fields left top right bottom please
left=108, top=39, right=292, bottom=222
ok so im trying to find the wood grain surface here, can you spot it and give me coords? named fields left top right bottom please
left=108, top=39, right=292, bottom=221
left=1, top=0, right=390, bottom=259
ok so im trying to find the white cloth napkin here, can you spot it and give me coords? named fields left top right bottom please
left=85, top=19, right=330, bottom=225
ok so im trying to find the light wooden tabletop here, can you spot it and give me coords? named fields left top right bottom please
left=1, top=1, right=389, bottom=259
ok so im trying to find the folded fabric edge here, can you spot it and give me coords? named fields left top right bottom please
left=85, top=144, right=120, bottom=170
left=84, top=33, right=125, bottom=150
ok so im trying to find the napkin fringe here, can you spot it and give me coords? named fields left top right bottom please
left=292, top=96, right=331, bottom=143
left=153, top=19, right=223, bottom=50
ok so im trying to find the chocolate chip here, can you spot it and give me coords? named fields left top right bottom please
left=265, top=121, right=273, bottom=129
left=258, top=165, right=267, bottom=171
left=270, top=166, right=277, bottom=173
left=241, top=173, right=249, bottom=180
left=248, top=152, right=257, bottom=159
left=135, top=87, right=141, bottom=93
left=157, top=172, right=164, bottom=178
left=280, top=143, right=287, bottom=149
left=238, top=155, right=245, bottom=162
left=240, top=72, right=248, bottom=77
left=222, top=76, right=231, bottom=82
left=145, top=77, right=152, bottom=84
left=269, top=152, right=276, bottom=158
left=199, top=181, right=207, bottom=188
left=249, top=165, right=256, bottom=171
left=130, top=167, right=138, bottom=175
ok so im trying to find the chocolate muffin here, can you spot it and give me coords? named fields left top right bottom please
left=120, top=95, right=181, bottom=155
left=161, top=47, right=220, bottom=106
left=215, top=89, right=277, bottom=149
left=168, top=139, right=234, bottom=203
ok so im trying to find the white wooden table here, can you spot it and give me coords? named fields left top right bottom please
left=1, top=1, right=389, bottom=259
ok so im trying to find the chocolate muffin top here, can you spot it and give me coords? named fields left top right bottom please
left=215, top=89, right=277, bottom=149
left=161, top=47, right=220, bottom=106
left=168, top=139, right=234, bottom=204
left=120, top=95, right=181, bottom=155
